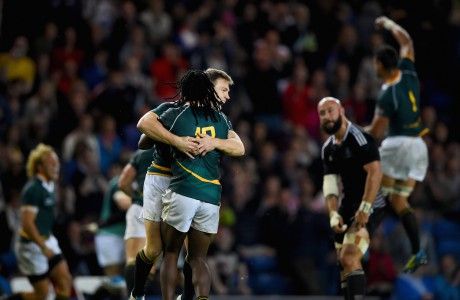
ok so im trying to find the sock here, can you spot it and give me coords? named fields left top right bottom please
left=6, top=294, right=23, bottom=300
left=144, top=272, right=157, bottom=295
left=182, top=260, right=194, bottom=300
left=132, top=249, right=154, bottom=296
left=400, top=208, right=420, bottom=254
left=125, top=262, right=136, bottom=295
left=196, top=297, right=208, bottom=300
left=341, top=280, right=350, bottom=300
left=54, top=295, right=69, bottom=300
left=346, top=270, right=366, bottom=300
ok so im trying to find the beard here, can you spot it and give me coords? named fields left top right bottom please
left=322, top=117, right=342, bottom=135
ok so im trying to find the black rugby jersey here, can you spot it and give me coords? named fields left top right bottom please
left=321, top=121, right=385, bottom=213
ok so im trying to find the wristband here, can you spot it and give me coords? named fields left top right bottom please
left=358, top=201, right=372, bottom=214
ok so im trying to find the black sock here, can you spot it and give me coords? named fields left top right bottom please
left=132, top=249, right=154, bottom=296
left=346, top=270, right=366, bottom=300
left=400, top=208, right=420, bottom=254
left=144, top=272, right=157, bottom=294
left=125, top=262, right=136, bottom=295
left=341, top=280, right=350, bottom=300
left=6, top=294, right=23, bottom=300
left=182, top=260, right=194, bottom=300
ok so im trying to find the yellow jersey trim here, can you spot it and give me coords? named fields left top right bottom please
left=176, top=161, right=221, bottom=185
left=150, top=162, right=171, bottom=172
left=147, top=171, right=172, bottom=177
left=419, top=128, right=430, bottom=137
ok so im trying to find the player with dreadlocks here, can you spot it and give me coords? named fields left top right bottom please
left=130, top=69, right=244, bottom=300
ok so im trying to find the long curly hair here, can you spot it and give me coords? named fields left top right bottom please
left=177, top=69, right=222, bottom=123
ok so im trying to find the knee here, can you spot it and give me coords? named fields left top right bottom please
left=54, top=271, right=73, bottom=294
left=339, top=249, right=359, bottom=271
left=143, top=245, right=162, bottom=262
left=34, top=286, right=50, bottom=300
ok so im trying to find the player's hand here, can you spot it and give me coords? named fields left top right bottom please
left=330, top=211, right=348, bottom=233
left=196, top=133, right=216, bottom=156
left=173, top=136, right=199, bottom=159
left=375, top=16, right=395, bottom=30
left=41, top=245, right=54, bottom=259
left=354, top=210, right=370, bottom=229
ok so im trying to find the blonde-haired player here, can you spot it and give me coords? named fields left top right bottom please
left=7, top=144, right=72, bottom=300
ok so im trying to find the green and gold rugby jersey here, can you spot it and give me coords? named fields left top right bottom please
left=376, top=58, right=426, bottom=137
left=99, top=176, right=126, bottom=237
left=146, top=102, right=177, bottom=177
left=159, top=105, right=232, bottom=206
left=130, top=148, right=155, bottom=206
left=20, top=177, right=56, bottom=238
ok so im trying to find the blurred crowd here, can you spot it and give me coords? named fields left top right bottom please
left=0, top=0, right=460, bottom=298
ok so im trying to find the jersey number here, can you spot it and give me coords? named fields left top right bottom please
left=408, top=90, right=417, bottom=112
left=195, top=126, right=216, bottom=138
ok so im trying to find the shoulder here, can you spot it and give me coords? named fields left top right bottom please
left=348, top=124, right=370, bottom=147
left=348, top=123, right=378, bottom=152
left=399, top=58, right=418, bottom=77
left=22, top=179, right=40, bottom=194
left=218, top=111, right=232, bottom=127
left=152, top=101, right=178, bottom=114
left=378, top=86, right=393, bottom=102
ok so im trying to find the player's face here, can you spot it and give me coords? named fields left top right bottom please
left=318, top=101, right=343, bottom=135
left=214, top=78, right=230, bottom=104
left=40, top=152, right=60, bottom=181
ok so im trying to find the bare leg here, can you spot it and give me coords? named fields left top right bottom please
left=160, top=221, right=186, bottom=300
left=187, top=228, right=214, bottom=298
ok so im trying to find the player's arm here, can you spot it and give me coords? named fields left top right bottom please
left=354, top=160, right=382, bottom=229
left=323, top=174, right=347, bottom=233
left=365, top=114, right=389, bottom=141
left=361, top=161, right=382, bottom=206
left=118, top=163, right=136, bottom=197
left=137, top=110, right=197, bottom=158
left=375, top=16, right=414, bottom=61
left=138, top=134, right=155, bottom=150
left=21, top=207, right=53, bottom=258
left=196, top=130, right=245, bottom=157
left=113, top=189, right=132, bottom=211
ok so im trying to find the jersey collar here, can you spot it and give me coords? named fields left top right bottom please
left=382, top=71, right=402, bottom=90
left=36, top=175, right=55, bottom=192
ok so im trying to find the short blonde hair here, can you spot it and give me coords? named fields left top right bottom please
left=26, top=143, right=55, bottom=178
left=205, top=68, right=234, bottom=85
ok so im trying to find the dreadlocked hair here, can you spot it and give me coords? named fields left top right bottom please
left=177, top=69, right=221, bottom=123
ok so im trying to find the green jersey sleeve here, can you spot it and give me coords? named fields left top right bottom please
left=398, top=58, right=416, bottom=73
left=22, top=182, right=40, bottom=207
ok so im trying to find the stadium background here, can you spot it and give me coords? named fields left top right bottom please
left=0, top=0, right=460, bottom=299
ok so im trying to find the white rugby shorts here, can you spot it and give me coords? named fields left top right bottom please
left=379, top=136, right=428, bottom=181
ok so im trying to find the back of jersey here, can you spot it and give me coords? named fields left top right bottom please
left=160, top=105, right=232, bottom=205
left=377, top=58, right=424, bottom=137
